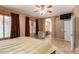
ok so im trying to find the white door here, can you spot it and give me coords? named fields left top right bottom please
left=70, top=17, right=75, bottom=50
left=64, top=16, right=75, bottom=50
left=64, top=20, right=71, bottom=42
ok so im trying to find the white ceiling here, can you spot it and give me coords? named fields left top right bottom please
left=0, top=5, right=75, bottom=18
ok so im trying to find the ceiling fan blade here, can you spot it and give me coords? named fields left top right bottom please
left=34, top=10, right=38, bottom=12
left=41, top=5, right=45, bottom=7
left=48, top=11, right=52, bottom=13
left=35, top=5, right=40, bottom=8
left=47, top=5, right=52, bottom=8
left=47, top=8, right=52, bottom=11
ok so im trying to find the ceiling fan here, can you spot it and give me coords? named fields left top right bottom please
left=34, top=5, right=52, bottom=15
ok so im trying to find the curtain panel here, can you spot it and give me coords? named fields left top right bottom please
left=25, top=16, right=30, bottom=36
left=36, top=19, right=39, bottom=35
left=10, top=13, right=20, bottom=38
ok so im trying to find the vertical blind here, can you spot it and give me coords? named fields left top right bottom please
left=0, top=15, right=11, bottom=39
left=0, top=15, right=3, bottom=38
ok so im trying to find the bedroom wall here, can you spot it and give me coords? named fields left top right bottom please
left=19, top=15, right=37, bottom=37
left=19, top=14, right=26, bottom=36
left=38, top=18, right=44, bottom=31
left=41, top=16, right=64, bottom=39
left=39, top=17, right=55, bottom=38
left=1, top=6, right=65, bottom=39
left=51, top=17, right=55, bottom=38
left=39, top=17, right=55, bottom=37
left=54, top=16, right=64, bottom=39
left=0, top=6, right=26, bottom=37
left=28, top=18, right=44, bottom=37
left=74, top=6, right=79, bottom=49
left=0, top=6, right=37, bottom=37
left=29, top=17, right=36, bottom=37
left=42, top=18, right=53, bottom=34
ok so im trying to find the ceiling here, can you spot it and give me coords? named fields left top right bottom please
left=0, top=5, right=75, bottom=18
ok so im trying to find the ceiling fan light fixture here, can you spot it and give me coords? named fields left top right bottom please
left=34, top=5, right=52, bottom=15
left=40, top=10, right=46, bottom=15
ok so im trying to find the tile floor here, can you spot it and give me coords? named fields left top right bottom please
left=44, top=35, right=79, bottom=54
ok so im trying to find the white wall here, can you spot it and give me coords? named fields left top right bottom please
left=64, top=20, right=71, bottom=41
left=70, top=16, right=75, bottom=50
left=19, top=14, right=26, bottom=36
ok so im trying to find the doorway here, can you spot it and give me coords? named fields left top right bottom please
left=45, top=18, right=52, bottom=36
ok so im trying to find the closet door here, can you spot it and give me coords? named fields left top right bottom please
left=55, top=17, right=64, bottom=39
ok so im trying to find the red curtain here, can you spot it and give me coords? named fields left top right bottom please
left=10, top=13, right=20, bottom=38
left=25, top=16, right=30, bottom=36
left=36, top=19, right=39, bottom=35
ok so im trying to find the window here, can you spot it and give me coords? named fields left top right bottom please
left=4, top=16, right=11, bottom=38
left=0, top=15, right=11, bottom=39
left=0, top=15, right=3, bottom=38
